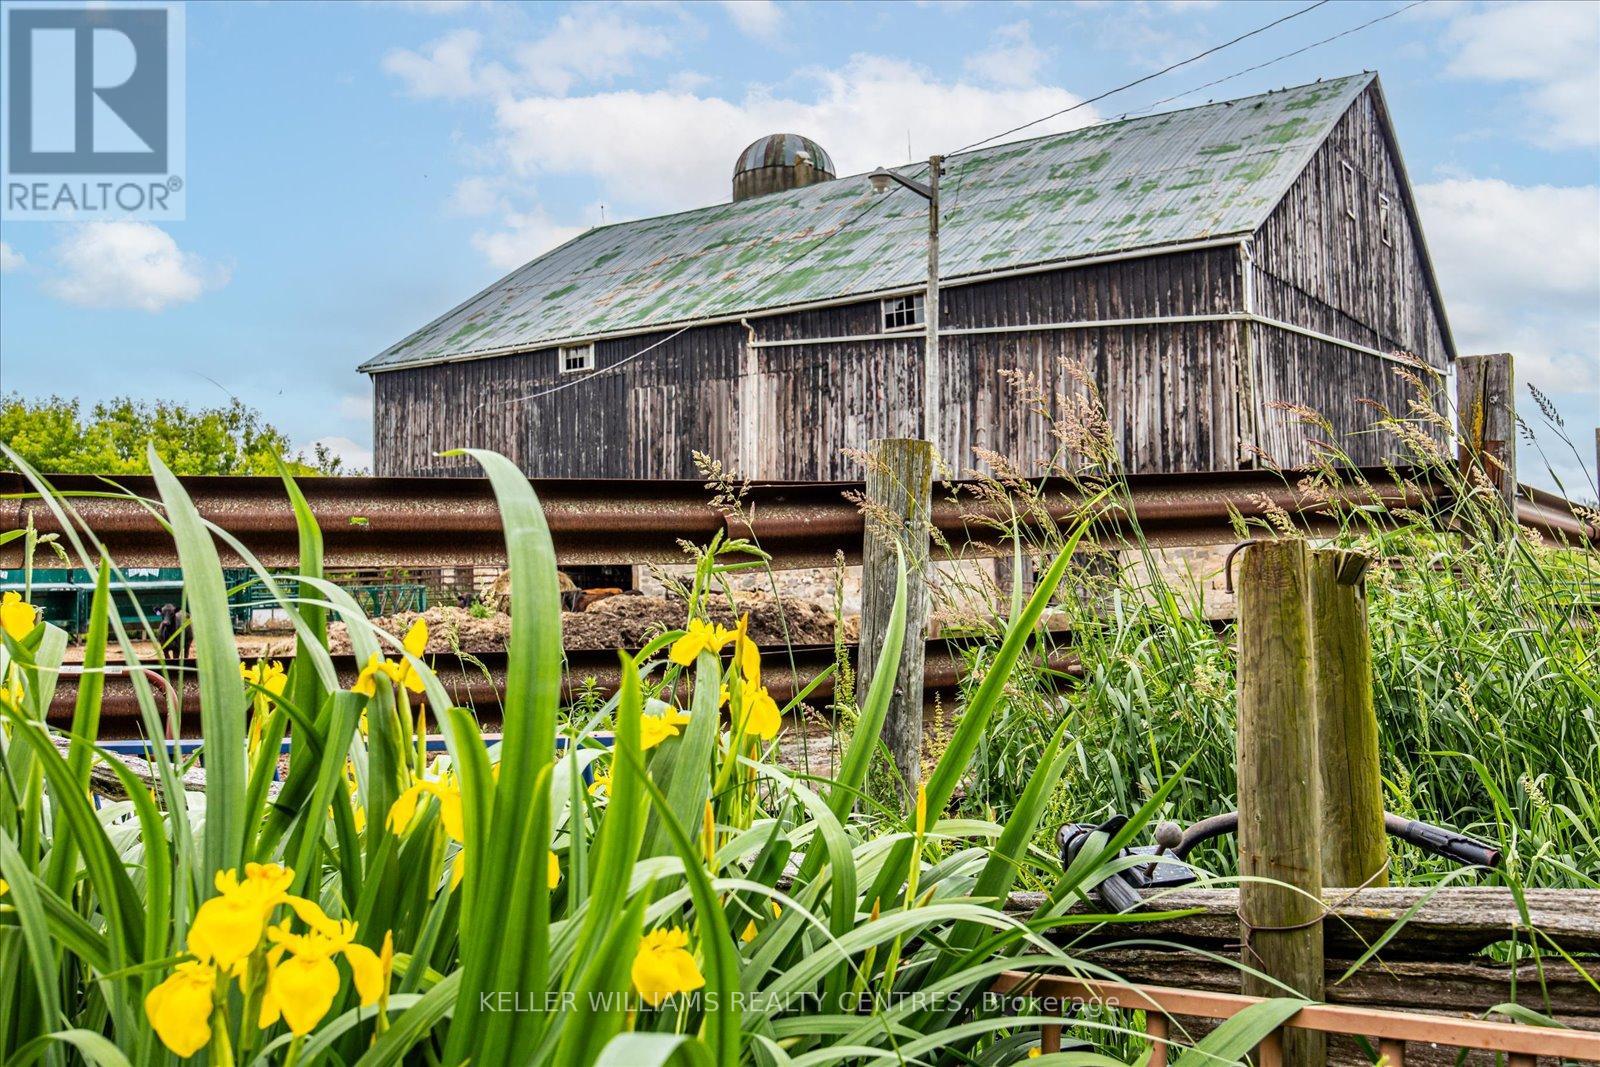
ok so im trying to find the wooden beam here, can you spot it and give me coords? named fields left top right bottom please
left=1005, top=886, right=1600, bottom=958
left=857, top=437, right=933, bottom=805
left=1309, top=548, right=1388, bottom=888
left=1455, top=353, right=1517, bottom=515
left=1236, top=538, right=1324, bottom=1065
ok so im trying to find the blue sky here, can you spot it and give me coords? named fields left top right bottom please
left=1, top=0, right=1596, bottom=495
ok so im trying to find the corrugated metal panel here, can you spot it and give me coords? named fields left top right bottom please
left=362, top=75, right=1371, bottom=373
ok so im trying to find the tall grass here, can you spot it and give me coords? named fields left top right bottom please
left=1, top=444, right=1315, bottom=1066
left=939, top=361, right=1599, bottom=890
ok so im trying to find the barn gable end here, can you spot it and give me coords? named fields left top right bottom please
left=1244, top=79, right=1455, bottom=467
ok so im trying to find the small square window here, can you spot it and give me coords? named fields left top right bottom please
left=1340, top=161, right=1358, bottom=222
left=882, top=293, right=925, bottom=331
left=559, top=344, right=595, bottom=373
left=1378, top=194, right=1393, bottom=247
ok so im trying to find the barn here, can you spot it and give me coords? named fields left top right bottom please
left=361, top=72, right=1453, bottom=481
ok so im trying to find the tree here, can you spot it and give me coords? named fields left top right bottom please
left=0, top=394, right=350, bottom=476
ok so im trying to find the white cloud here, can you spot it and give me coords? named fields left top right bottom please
left=338, top=393, right=374, bottom=422
left=1445, top=1, right=1600, bottom=149
left=42, top=222, right=227, bottom=312
left=0, top=241, right=24, bottom=273
left=965, top=21, right=1048, bottom=89
left=1415, top=178, right=1599, bottom=491
left=486, top=54, right=1092, bottom=215
left=514, top=8, right=677, bottom=95
left=302, top=435, right=373, bottom=473
left=471, top=208, right=588, bottom=270
left=668, top=70, right=713, bottom=94
left=720, top=1, right=783, bottom=41
left=448, top=174, right=506, bottom=216
left=384, top=28, right=501, bottom=100
left=385, top=7, right=677, bottom=101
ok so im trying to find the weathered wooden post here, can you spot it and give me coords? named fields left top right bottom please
left=1456, top=353, right=1517, bottom=516
left=1236, top=539, right=1325, bottom=1066
left=1309, top=547, right=1388, bottom=888
left=858, top=437, right=933, bottom=805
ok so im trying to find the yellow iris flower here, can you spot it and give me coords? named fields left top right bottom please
left=1, top=591, right=36, bottom=640
left=741, top=899, right=783, bottom=942
left=631, top=927, right=705, bottom=1007
left=240, top=659, right=288, bottom=700
left=146, top=864, right=391, bottom=1055
left=351, top=618, right=430, bottom=697
left=640, top=705, right=691, bottom=751
left=258, top=900, right=384, bottom=1036
left=144, top=960, right=217, bottom=1057
left=388, top=776, right=468, bottom=887
left=732, top=614, right=760, bottom=683
left=186, top=863, right=295, bottom=974
left=740, top=686, right=782, bottom=741
left=668, top=618, right=733, bottom=666
left=587, top=769, right=611, bottom=796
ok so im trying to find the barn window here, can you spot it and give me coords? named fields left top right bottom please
left=882, top=293, right=925, bottom=331
left=1379, top=194, right=1393, bottom=247
left=559, top=344, right=595, bottom=373
left=1340, top=161, right=1358, bottom=222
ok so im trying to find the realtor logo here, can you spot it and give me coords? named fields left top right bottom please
left=3, top=1, right=186, bottom=220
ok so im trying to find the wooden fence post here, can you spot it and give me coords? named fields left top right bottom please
left=1456, top=353, right=1517, bottom=516
left=858, top=437, right=933, bottom=806
left=1309, top=547, right=1388, bottom=888
left=1236, top=539, right=1325, bottom=1067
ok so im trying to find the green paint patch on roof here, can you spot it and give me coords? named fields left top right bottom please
left=362, top=74, right=1374, bottom=372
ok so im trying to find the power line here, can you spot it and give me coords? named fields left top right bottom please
left=490, top=0, right=1399, bottom=411
left=1121, top=0, right=1431, bottom=119
left=948, top=0, right=1331, bottom=156
left=490, top=177, right=909, bottom=412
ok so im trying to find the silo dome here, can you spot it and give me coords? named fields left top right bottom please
left=732, top=134, right=836, bottom=202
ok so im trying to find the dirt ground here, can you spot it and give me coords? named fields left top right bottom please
left=327, top=589, right=856, bottom=655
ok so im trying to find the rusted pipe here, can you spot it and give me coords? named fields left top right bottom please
left=5, top=467, right=1587, bottom=572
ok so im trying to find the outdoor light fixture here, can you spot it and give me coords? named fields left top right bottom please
left=865, top=167, right=934, bottom=200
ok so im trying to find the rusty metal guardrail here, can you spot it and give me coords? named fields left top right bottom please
left=3, top=467, right=1590, bottom=570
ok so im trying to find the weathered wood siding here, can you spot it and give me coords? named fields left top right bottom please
left=374, top=324, right=744, bottom=478
left=1248, top=84, right=1451, bottom=466
left=376, top=249, right=1246, bottom=480
left=938, top=246, right=1242, bottom=476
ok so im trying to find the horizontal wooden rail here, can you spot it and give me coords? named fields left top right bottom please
left=993, top=972, right=1600, bottom=1064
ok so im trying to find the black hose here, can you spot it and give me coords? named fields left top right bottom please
left=1093, top=871, right=1143, bottom=913
left=1383, top=814, right=1501, bottom=868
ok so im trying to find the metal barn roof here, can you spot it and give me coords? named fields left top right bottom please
left=363, top=74, right=1374, bottom=373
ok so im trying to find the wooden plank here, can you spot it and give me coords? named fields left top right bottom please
left=1047, top=948, right=1600, bottom=1020
left=1456, top=352, right=1517, bottom=516
left=857, top=437, right=934, bottom=804
left=1236, top=538, right=1325, bottom=1066
left=1309, top=548, right=1388, bottom=888
left=1004, top=887, right=1600, bottom=958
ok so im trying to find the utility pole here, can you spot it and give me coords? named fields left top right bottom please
left=867, top=155, right=944, bottom=457
left=923, top=155, right=942, bottom=458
